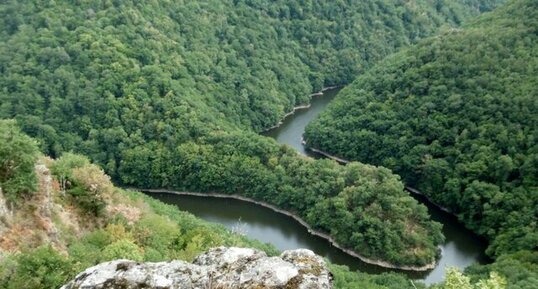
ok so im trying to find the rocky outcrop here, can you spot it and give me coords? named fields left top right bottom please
left=62, top=247, right=333, bottom=289
left=0, top=187, right=11, bottom=242
left=0, top=187, right=10, bottom=221
left=0, top=163, right=65, bottom=253
left=35, top=163, right=60, bottom=245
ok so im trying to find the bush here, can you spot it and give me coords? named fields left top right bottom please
left=50, top=154, right=111, bottom=216
left=133, top=214, right=180, bottom=256
left=0, top=246, right=73, bottom=289
left=101, top=239, right=144, bottom=262
left=50, top=153, right=90, bottom=194
left=435, top=268, right=506, bottom=289
left=68, top=185, right=107, bottom=217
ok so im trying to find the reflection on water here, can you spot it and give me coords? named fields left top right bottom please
left=263, top=89, right=341, bottom=156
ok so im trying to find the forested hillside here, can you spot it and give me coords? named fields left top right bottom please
left=0, top=0, right=503, bottom=267
left=305, top=0, right=537, bottom=287
left=0, top=0, right=501, bottom=163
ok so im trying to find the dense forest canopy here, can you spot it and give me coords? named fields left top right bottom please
left=0, top=0, right=504, bottom=267
left=305, top=0, right=537, bottom=287
left=0, top=0, right=503, bottom=151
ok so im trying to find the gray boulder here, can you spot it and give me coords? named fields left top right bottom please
left=61, top=247, right=333, bottom=289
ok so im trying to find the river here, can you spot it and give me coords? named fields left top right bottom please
left=149, top=88, right=489, bottom=285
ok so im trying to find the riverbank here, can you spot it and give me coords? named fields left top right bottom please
left=303, top=142, right=350, bottom=164
left=141, top=188, right=438, bottom=271
left=405, top=187, right=453, bottom=214
left=261, top=86, right=342, bottom=132
left=262, top=104, right=311, bottom=132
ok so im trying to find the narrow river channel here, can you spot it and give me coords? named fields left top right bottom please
left=149, top=88, right=489, bottom=285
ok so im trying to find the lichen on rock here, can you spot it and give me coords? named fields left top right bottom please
left=61, top=247, right=333, bottom=289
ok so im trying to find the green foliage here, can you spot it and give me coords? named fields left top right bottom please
left=50, top=152, right=90, bottom=191
left=64, top=187, right=282, bottom=265
left=432, top=267, right=506, bottom=289
left=0, top=186, right=284, bottom=288
left=125, top=189, right=281, bottom=258
left=305, top=1, right=537, bottom=287
left=133, top=214, right=180, bottom=260
left=0, top=129, right=440, bottom=289
left=0, top=246, right=73, bottom=289
left=305, top=0, right=538, bottom=259
left=67, top=185, right=107, bottom=216
left=329, top=263, right=426, bottom=289
left=0, top=0, right=502, bottom=138
left=118, top=133, right=444, bottom=266
left=0, top=119, right=39, bottom=202
left=51, top=153, right=110, bottom=216
left=101, top=239, right=144, bottom=262
left=465, top=251, right=538, bottom=289
left=0, top=149, right=503, bottom=289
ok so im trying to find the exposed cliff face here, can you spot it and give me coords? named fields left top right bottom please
left=61, top=247, right=333, bottom=289
left=0, top=187, right=10, bottom=223
left=0, top=187, right=10, bottom=256
left=0, top=162, right=76, bottom=253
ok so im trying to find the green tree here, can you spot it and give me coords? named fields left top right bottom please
left=0, top=120, right=39, bottom=202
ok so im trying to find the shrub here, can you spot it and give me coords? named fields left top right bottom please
left=0, top=246, right=73, bottom=289
left=101, top=239, right=144, bottom=262
left=50, top=153, right=90, bottom=194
